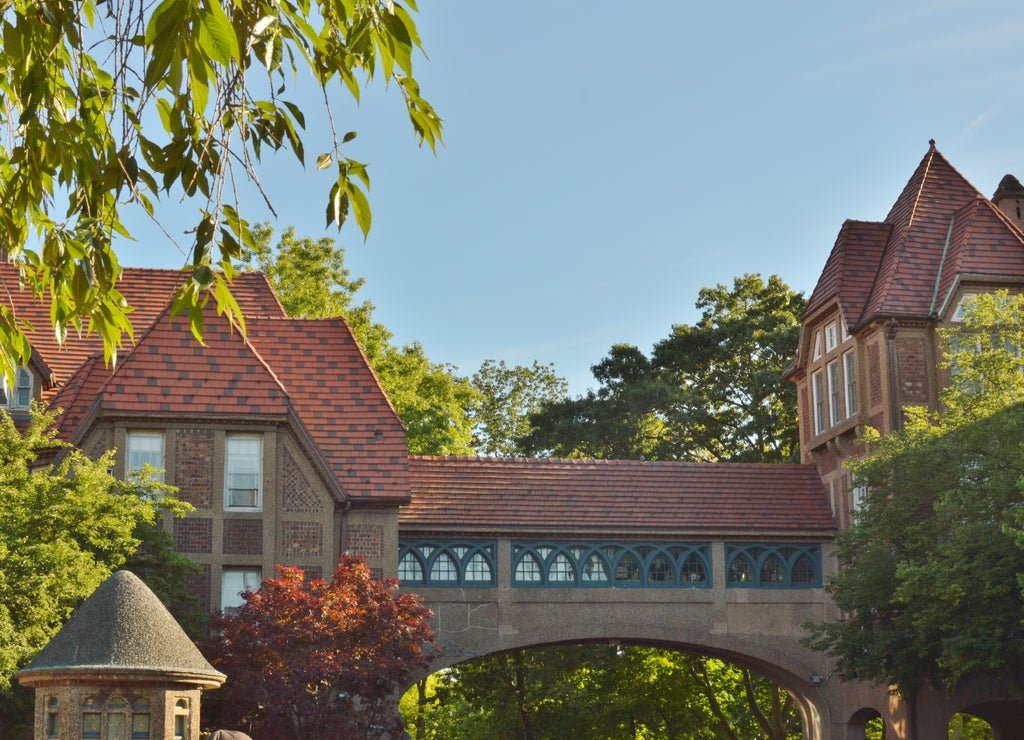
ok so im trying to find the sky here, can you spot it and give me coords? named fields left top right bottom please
left=117, top=0, right=1024, bottom=395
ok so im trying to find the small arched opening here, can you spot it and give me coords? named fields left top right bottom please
left=844, top=707, right=885, bottom=739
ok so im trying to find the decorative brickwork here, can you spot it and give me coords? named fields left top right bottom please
left=223, top=519, right=263, bottom=555
left=799, top=386, right=810, bottom=441
left=299, top=565, right=324, bottom=582
left=85, top=428, right=112, bottom=461
left=174, top=518, right=213, bottom=553
left=282, top=447, right=323, bottom=513
left=897, top=336, right=929, bottom=404
left=868, top=342, right=882, bottom=405
left=175, top=429, right=215, bottom=509
left=369, top=568, right=384, bottom=580
left=282, top=521, right=323, bottom=557
left=347, top=523, right=384, bottom=560
left=187, top=563, right=212, bottom=614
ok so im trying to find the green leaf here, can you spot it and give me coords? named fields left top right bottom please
left=316, top=153, right=332, bottom=170
left=197, top=2, right=240, bottom=66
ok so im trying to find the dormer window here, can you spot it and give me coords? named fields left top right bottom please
left=0, top=367, right=32, bottom=409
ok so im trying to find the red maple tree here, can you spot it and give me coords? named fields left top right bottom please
left=200, top=555, right=435, bottom=739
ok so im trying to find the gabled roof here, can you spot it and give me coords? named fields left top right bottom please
left=0, top=263, right=284, bottom=400
left=53, top=299, right=409, bottom=503
left=803, top=141, right=1024, bottom=331
left=402, top=456, right=836, bottom=537
left=247, top=318, right=409, bottom=502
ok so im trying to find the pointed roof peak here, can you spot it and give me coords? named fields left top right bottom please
left=16, top=570, right=224, bottom=687
left=993, top=173, right=1024, bottom=201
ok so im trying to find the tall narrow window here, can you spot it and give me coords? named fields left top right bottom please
left=812, top=371, right=826, bottom=434
left=46, top=696, right=59, bottom=738
left=226, top=435, right=262, bottom=509
left=812, top=332, right=823, bottom=360
left=173, top=699, right=189, bottom=740
left=843, top=350, right=858, bottom=417
left=825, top=322, right=838, bottom=352
left=222, top=568, right=261, bottom=612
left=827, top=361, right=841, bottom=424
left=127, top=432, right=164, bottom=482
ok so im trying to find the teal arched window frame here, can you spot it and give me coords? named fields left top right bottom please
left=511, top=542, right=711, bottom=588
left=398, top=540, right=497, bottom=587
left=725, top=544, right=822, bottom=588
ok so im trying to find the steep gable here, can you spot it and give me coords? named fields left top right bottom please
left=247, top=318, right=410, bottom=503
left=0, top=264, right=284, bottom=401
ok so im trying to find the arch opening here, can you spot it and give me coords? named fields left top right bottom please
left=400, top=640, right=811, bottom=739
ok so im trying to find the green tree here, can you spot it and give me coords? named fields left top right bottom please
left=403, top=645, right=800, bottom=740
left=242, top=224, right=479, bottom=454
left=0, top=0, right=440, bottom=379
left=471, top=359, right=568, bottom=456
left=0, top=409, right=192, bottom=691
left=522, top=274, right=804, bottom=462
left=804, top=291, right=1024, bottom=699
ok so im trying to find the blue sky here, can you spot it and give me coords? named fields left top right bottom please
left=119, top=1, right=1024, bottom=395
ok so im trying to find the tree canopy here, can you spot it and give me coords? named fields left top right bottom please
left=0, top=0, right=440, bottom=379
left=804, top=291, right=1024, bottom=696
left=521, top=274, right=804, bottom=462
left=470, top=359, right=567, bottom=456
left=402, top=645, right=800, bottom=740
left=201, top=556, right=435, bottom=739
left=0, top=409, right=192, bottom=692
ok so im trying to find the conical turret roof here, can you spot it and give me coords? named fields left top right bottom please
left=16, top=570, right=225, bottom=688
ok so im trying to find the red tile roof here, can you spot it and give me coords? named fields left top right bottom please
left=47, top=284, right=409, bottom=503
left=0, top=264, right=283, bottom=400
left=803, top=142, right=1024, bottom=329
left=247, top=318, right=409, bottom=502
left=402, top=456, right=836, bottom=537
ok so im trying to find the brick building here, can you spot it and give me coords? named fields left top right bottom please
left=4, top=139, right=1022, bottom=615
left=784, top=140, right=1024, bottom=527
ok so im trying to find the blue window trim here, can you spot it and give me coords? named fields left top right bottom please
left=725, top=543, right=822, bottom=588
left=398, top=540, right=497, bottom=587
left=512, top=542, right=712, bottom=588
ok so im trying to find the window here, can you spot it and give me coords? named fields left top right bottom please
left=82, top=697, right=101, bottom=739
left=812, top=332, right=823, bottom=360
left=827, top=361, right=841, bottom=424
left=107, top=697, right=127, bottom=740
left=852, top=485, right=868, bottom=512
left=131, top=699, right=150, bottom=739
left=953, top=293, right=978, bottom=322
left=226, top=435, right=262, bottom=509
left=0, top=367, right=32, bottom=409
left=46, top=696, right=59, bottom=738
left=222, top=568, right=261, bottom=612
left=843, top=350, right=858, bottom=417
left=127, top=432, right=164, bottom=482
left=173, top=699, right=189, bottom=740
left=812, top=370, right=827, bottom=434
left=825, top=322, right=838, bottom=352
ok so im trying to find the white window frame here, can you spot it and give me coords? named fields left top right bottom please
left=1, top=367, right=33, bottom=410
left=221, top=568, right=261, bottom=612
left=827, top=361, right=841, bottom=424
left=953, top=293, right=977, bottom=322
left=852, top=485, right=868, bottom=512
left=126, top=432, right=164, bottom=482
left=843, top=350, right=858, bottom=417
left=825, top=322, right=838, bottom=352
left=812, top=332, right=823, bottom=360
left=812, top=370, right=827, bottom=435
left=225, top=435, right=262, bottom=510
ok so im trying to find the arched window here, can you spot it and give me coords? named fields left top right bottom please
left=45, top=696, right=59, bottom=739
left=107, top=697, right=128, bottom=740
left=399, top=541, right=497, bottom=586
left=614, top=552, right=641, bottom=584
left=728, top=553, right=754, bottom=583
left=398, top=550, right=424, bottom=583
left=581, top=553, right=609, bottom=583
left=173, top=699, right=189, bottom=740
left=549, top=553, right=574, bottom=582
left=647, top=554, right=672, bottom=583
left=82, top=697, right=101, bottom=739
left=131, top=699, right=151, bottom=739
